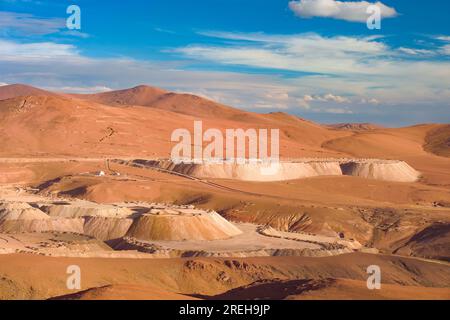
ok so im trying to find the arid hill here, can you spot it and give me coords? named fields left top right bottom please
left=0, top=84, right=449, bottom=301
left=208, top=278, right=450, bottom=300
left=72, top=85, right=245, bottom=119
left=51, top=284, right=198, bottom=300
left=424, top=124, right=450, bottom=157
left=72, top=85, right=168, bottom=106
left=51, top=279, right=450, bottom=300
left=0, top=85, right=349, bottom=158
left=1, top=253, right=449, bottom=300
left=1, top=84, right=447, bottom=161
left=3, top=84, right=448, bottom=186
left=0, top=84, right=57, bottom=100
left=327, top=123, right=384, bottom=131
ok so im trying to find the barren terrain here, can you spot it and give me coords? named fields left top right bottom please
left=0, top=84, right=448, bottom=300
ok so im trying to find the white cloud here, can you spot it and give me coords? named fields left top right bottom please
left=397, top=47, right=434, bottom=56
left=178, top=33, right=390, bottom=76
left=154, top=27, right=176, bottom=34
left=60, top=30, right=91, bottom=39
left=1, top=35, right=449, bottom=124
left=298, top=98, right=312, bottom=110
left=288, top=0, right=398, bottom=23
left=322, top=93, right=350, bottom=103
left=0, top=39, right=296, bottom=111
left=298, top=93, right=354, bottom=113
left=257, top=90, right=290, bottom=108
left=46, top=86, right=113, bottom=94
left=176, top=32, right=450, bottom=109
left=0, top=11, right=90, bottom=38
left=441, top=45, right=450, bottom=55
left=325, top=107, right=353, bottom=114
left=0, top=11, right=64, bottom=36
left=298, top=93, right=353, bottom=112
left=0, top=82, right=8, bottom=86
left=435, top=36, right=450, bottom=42
left=300, top=93, right=350, bottom=105
left=264, top=91, right=289, bottom=101
left=434, top=36, right=450, bottom=55
left=360, top=97, right=380, bottom=105
left=0, top=39, right=80, bottom=61
left=253, top=102, right=289, bottom=109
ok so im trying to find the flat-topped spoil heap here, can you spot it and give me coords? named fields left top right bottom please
left=340, top=161, right=420, bottom=182
left=129, top=158, right=420, bottom=182
left=39, top=202, right=133, bottom=218
left=36, top=202, right=135, bottom=241
left=126, top=208, right=243, bottom=241
left=0, top=202, right=49, bottom=221
left=0, top=200, right=243, bottom=242
left=0, top=202, right=84, bottom=234
left=83, top=216, right=134, bottom=241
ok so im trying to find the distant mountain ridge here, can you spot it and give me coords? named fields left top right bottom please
left=327, top=123, right=384, bottom=131
left=0, top=84, right=448, bottom=161
left=0, top=84, right=58, bottom=101
left=71, top=85, right=242, bottom=119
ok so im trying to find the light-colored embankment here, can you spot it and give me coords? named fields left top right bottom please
left=259, top=226, right=362, bottom=250
left=131, top=159, right=420, bottom=182
left=83, top=217, right=134, bottom=241
left=0, top=202, right=49, bottom=221
left=113, top=237, right=353, bottom=258
left=40, top=202, right=133, bottom=218
left=38, top=202, right=135, bottom=240
left=0, top=219, right=84, bottom=234
left=0, top=202, right=84, bottom=233
left=340, top=161, right=420, bottom=183
left=112, top=223, right=354, bottom=259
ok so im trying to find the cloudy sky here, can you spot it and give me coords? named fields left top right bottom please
left=1, top=0, right=450, bottom=126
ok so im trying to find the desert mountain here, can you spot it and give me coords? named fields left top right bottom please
left=72, top=85, right=168, bottom=107
left=0, top=84, right=349, bottom=158
left=424, top=124, right=450, bottom=157
left=0, top=84, right=448, bottom=302
left=327, top=123, right=384, bottom=131
left=0, top=84, right=448, bottom=170
left=0, top=93, right=194, bottom=157
left=0, top=84, right=58, bottom=100
left=73, top=85, right=244, bottom=119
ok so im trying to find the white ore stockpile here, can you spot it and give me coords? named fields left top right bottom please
left=131, top=159, right=421, bottom=182
left=0, top=201, right=242, bottom=241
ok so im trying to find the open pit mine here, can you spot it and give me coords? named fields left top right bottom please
left=0, top=198, right=361, bottom=258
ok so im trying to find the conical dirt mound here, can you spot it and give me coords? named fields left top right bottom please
left=126, top=209, right=242, bottom=241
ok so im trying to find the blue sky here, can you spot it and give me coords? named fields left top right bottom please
left=1, top=0, right=450, bottom=125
